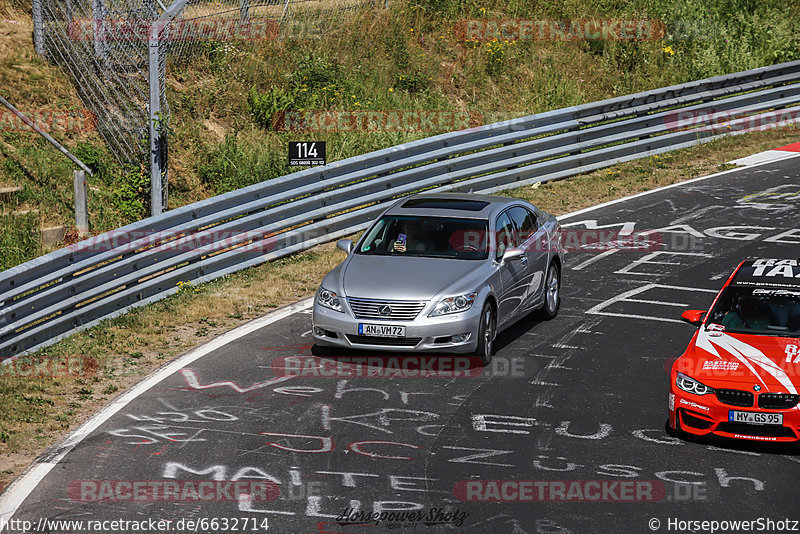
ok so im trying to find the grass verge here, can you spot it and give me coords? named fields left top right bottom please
left=1, top=126, right=798, bottom=491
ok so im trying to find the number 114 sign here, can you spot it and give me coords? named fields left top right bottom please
left=289, top=141, right=326, bottom=167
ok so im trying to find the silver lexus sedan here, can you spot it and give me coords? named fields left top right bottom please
left=311, top=193, right=565, bottom=364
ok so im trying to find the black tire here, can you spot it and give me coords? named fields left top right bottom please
left=473, top=302, right=495, bottom=366
left=665, top=416, right=681, bottom=438
left=538, top=262, right=561, bottom=320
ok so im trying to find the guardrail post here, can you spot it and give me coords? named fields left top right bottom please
left=74, top=170, right=89, bottom=236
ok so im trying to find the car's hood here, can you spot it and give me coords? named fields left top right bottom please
left=676, top=328, right=800, bottom=392
left=341, top=254, right=483, bottom=301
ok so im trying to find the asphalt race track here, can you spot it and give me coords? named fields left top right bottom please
left=2, top=156, right=800, bottom=533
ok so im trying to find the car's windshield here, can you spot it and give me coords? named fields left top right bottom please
left=356, top=215, right=489, bottom=260
left=707, top=286, right=800, bottom=337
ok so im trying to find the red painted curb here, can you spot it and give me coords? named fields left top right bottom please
left=776, top=141, right=800, bottom=152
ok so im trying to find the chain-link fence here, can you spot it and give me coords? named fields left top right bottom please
left=32, top=0, right=383, bottom=213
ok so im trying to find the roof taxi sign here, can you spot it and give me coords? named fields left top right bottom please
left=734, top=259, right=800, bottom=288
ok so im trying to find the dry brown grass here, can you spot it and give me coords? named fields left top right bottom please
left=1, top=126, right=798, bottom=490
left=0, top=17, right=86, bottom=118
left=182, top=0, right=369, bottom=21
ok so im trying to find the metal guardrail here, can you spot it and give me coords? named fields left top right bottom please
left=2, top=59, right=800, bottom=358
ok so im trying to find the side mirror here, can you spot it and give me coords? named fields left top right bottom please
left=680, top=309, right=706, bottom=327
left=336, top=239, right=354, bottom=254
left=501, top=247, right=524, bottom=263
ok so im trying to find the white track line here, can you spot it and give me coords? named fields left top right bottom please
left=3, top=149, right=800, bottom=520
left=0, top=298, right=313, bottom=524
left=557, top=152, right=800, bottom=221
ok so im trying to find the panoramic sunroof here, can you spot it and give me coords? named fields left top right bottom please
left=401, top=198, right=490, bottom=211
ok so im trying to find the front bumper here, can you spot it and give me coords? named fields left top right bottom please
left=668, top=384, right=800, bottom=443
left=312, top=298, right=483, bottom=353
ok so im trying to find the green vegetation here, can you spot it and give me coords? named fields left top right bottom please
left=0, top=0, right=798, bottom=270
left=0, top=211, right=41, bottom=271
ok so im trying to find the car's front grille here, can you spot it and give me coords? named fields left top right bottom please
left=346, top=334, right=422, bottom=347
left=715, top=389, right=754, bottom=407
left=715, top=422, right=796, bottom=438
left=348, top=297, right=427, bottom=321
left=758, top=392, right=800, bottom=410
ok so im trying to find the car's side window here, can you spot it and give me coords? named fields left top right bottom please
left=507, top=206, right=537, bottom=245
left=495, top=212, right=515, bottom=261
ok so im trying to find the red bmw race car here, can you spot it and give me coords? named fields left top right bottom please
left=669, top=259, right=800, bottom=443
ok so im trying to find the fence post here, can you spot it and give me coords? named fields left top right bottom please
left=92, top=0, right=108, bottom=65
left=148, top=26, right=164, bottom=216
left=73, top=170, right=89, bottom=236
left=239, top=0, right=250, bottom=20
left=146, top=0, right=192, bottom=217
left=32, top=0, right=45, bottom=56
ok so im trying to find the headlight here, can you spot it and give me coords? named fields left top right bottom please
left=429, top=292, right=477, bottom=317
left=317, top=287, right=344, bottom=313
left=675, top=372, right=714, bottom=396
